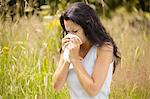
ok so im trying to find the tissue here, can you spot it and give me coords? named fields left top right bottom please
left=64, top=47, right=70, bottom=62
left=63, top=34, right=82, bottom=63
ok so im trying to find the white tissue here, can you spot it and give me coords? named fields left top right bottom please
left=64, top=47, right=70, bottom=63
left=64, top=34, right=82, bottom=44
left=63, top=34, right=82, bottom=63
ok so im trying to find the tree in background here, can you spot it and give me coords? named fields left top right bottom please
left=0, top=0, right=149, bottom=21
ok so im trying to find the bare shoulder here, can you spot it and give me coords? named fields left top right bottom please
left=96, top=42, right=113, bottom=62
left=97, top=42, right=113, bottom=53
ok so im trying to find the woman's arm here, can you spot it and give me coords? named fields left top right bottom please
left=52, top=51, right=70, bottom=91
left=71, top=44, right=113, bottom=96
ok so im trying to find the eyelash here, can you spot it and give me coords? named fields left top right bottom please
left=67, top=30, right=78, bottom=34
left=73, top=31, right=78, bottom=33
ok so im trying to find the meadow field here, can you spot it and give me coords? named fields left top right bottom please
left=0, top=8, right=150, bottom=99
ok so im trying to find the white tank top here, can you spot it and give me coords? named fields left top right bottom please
left=66, top=45, right=114, bottom=99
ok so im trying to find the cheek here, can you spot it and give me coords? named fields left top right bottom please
left=77, top=30, right=87, bottom=43
left=79, top=34, right=87, bottom=43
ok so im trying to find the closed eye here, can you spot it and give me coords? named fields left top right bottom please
left=73, top=30, right=78, bottom=33
left=72, top=30, right=78, bottom=33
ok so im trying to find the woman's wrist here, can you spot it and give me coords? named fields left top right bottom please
left=64, top=59, right=70, bottom=68
left=71, top=58, right=81, bottom=64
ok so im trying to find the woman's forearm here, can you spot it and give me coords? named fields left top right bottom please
left=52, top=54, right=70, bottom=91
left=72, top=59, right=97, bottom=96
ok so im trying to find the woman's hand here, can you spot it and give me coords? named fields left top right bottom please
left=67, top=37, right=82, bottom=63
left=61, top=37, right=71, bottom=51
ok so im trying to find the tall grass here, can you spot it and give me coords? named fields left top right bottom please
left=0, top=8, right=150, bottom=99
left=103, top=8, right=150, bottom=99
left=0, top=16, right=69, bottom=99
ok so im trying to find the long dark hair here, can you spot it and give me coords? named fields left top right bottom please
left=59, top=2, right=121, bottom=73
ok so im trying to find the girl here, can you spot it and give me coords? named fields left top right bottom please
left=52, top=2, right=120, bottom=99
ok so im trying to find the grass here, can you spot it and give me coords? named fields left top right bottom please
left=0, top=16, right=69, bottom=99
left=0, top=8, right=150, bottom=99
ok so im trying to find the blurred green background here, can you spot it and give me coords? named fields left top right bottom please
left=0, top=0, right=150, bottom=99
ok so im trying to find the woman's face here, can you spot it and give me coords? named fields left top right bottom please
left=64, top=20, right=88, bottom=44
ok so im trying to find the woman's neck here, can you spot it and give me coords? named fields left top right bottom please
left=79, top=41, right=92, bottom=58
left=81, top=42, right=92, bottom=50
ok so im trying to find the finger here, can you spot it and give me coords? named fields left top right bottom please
left=74, top=38, right=80, bottom=45
left=72, top=36, right=82, bottom=44
left=69, top=42, right=76, bottom=48
left=67, top=43, right=73, bottom=50
left=75, top=37, right=82, bottom=45
left=62, top=38, right=70, bottom=43
left=71, top=38, right=80, bottom=46
left=62, top=42, right=70, bottom=50
left=62, top=38, right=71, bottom=48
